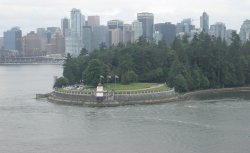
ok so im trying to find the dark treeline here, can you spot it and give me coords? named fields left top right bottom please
left=58, top=32, right=250, bottom=92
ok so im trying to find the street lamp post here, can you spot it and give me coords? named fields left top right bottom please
left=107, top=75, right=111, bottom=91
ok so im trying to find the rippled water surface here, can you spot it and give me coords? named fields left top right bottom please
left=0, top=65, right=250, bottom=153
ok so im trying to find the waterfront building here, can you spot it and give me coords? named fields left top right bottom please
left=61, top=17, right=70, bottom=37
left=200, top=12, right=209, bottom=33
left=46, top=30, right=52, bottom=44
left=155, top=22, right=176, bottom=45
left=22, top=31, right=41, bottom=56
left=87, top=16, right=100, bottom=27
left=36, top=28, right=48, bottom=53
left=65, top=8, right=85, bottom=56
left=0, top=37, right=4, bottom=50
left=92, top=26, right=109, bottom=50
left=240, top=20, right=250, bottom=43
left=82, top=26, right=92, bottom=52
left=137, top=12, right=154, bottom=41
left=48, top=30, right=65, bottom=55
left=39, top=37, right=48, bottom=53
left=3, top=27, right=22, bottom=52
left=46, top=27, right=60, bottom=44
left=132, top=20, right=143, bottom=42
left=210, top=22, right=226, bottom=40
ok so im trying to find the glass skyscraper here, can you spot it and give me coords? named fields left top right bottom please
left=137, top=12, right=154, bottom=41
left=200, top=12, right=209, bottom=33
left=240, top=20, right=250, bottom=43
left=65, top=8, right=85, bottom=57
left=3, top=27, right=22, bottom=52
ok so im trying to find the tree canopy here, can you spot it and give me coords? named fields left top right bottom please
left=59, top=32, right=250, bottom=92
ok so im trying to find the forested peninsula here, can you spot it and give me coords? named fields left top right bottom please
left=56, top=32, right=250, bottom=92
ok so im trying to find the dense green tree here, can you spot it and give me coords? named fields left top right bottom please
left=174, top=74, right=188, bottom=92
left=61, top=32, right=250, bottom=92
left=99, top=42, right=107, bottom=51
left=80, top=48, right=88, bottom=56
left=82, top=59, right=109, bottom=86
left=54, top=77, right=69, bottom=88
left=121, top=70, right=138, bottom=84
left=242, top=41, right=250, bottom=84
left=63, top=54, right=80, bottom=84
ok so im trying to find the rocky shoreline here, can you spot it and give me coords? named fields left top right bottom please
left=179, top=86, right=250, bottom=100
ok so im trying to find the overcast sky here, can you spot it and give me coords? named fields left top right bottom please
left=0, top=0, right=249, bottom=36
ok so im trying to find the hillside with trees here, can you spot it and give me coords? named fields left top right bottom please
left=57, top=32, right=250, bottom=92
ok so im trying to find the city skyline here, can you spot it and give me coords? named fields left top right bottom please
left=1, top=0, right=250, bottom=36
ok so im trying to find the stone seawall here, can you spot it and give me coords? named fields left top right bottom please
left=48, top=89, right=177, bottom=107
left=46, top=86, right=250, bottom=107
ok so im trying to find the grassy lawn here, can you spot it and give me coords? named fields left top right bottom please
left=57, top=83, right=170, bottom=93
left=104, top=83, right=155, bottom=91
left=104, top=83, right=169, bottom=92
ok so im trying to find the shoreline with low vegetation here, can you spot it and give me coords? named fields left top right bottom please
left=179, top=86, right=250, bottom=100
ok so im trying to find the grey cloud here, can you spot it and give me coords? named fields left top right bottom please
left=0, top=0, right=249, bottom=35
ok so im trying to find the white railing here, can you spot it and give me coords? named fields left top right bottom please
left=54, top=88, right=175, bottom=96
left=55, top=89, right=95, bottom=95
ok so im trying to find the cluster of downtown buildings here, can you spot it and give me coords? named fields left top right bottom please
left=1, top=9, right=250, bottom=57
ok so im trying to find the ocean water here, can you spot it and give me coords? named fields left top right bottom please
left=0, top=65, right=250, bottom=153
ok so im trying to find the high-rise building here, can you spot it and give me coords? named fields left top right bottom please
left=210, top=22, right=226, bottom=40
left=47, top=27, right=59, bottom=35
left=71, top=9, right=85, bottom=37
left=0, top=37, right=4, bottom=50
left=240, top=20, right=250, bottom=43
left=200, top=12, right=209, bottom=33
left=132, top=20, right=143, bottom=42
left=87, top=16, right=100, bottom=27
left=176, top=18, right=195, bottom=35
left=137, top=12, right=154, bottom=41
left=123, top=24, right=134, bottom=44
left=107, top=20, right=124, bottom=30
left=39, top=37, right=48, bottom=53
left=82, top=26, right=92, bottom=52
left=155, top=22, right=176, bottom=45
left=65, top=8, right=85, bottom=56
left=46, top=27, right=60, bottom=44
left=108, top=29, right=123, bottom=46
left=92, top=26, right=109, bottom=50
left=48, top=30, right=65, bottom=55
left=153, top=31, right=163, bottom=44
left=36, top=28, right=49, bottom=53
left=22, top=31, right=41, bottom=56
left=107, top=20, right=124, bottom=46
left=37, top=28, right=46, bottom=38
left=65, top=35, right=83, bottom=57
left=61, top=18, right=70, bottom=37
left=4, top=27, right=22, bottom=52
